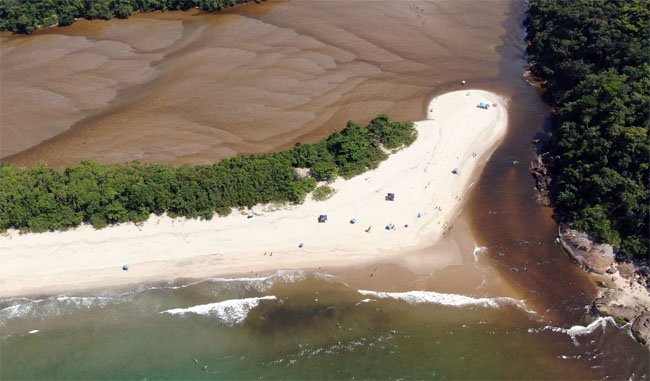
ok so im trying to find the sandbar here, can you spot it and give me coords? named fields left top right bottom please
left=0, top=89, right=508, bottom=297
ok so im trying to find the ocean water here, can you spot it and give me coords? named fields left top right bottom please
left=1, top=1, right=649, bottom=379
left=2, top=271, right=645, bottom=379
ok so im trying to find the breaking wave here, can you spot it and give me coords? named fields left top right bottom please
left=145, top=269, right=308, bottom=293
left=0, top=295, right=130, bottom=324
left=473, top=245, right=487, bottom=261
left=527, top=316, right=620, bottom=345
left=357, top=290, right=531, bottom=311
left=1, top=270, right=339, bottom=326
left=160, top=296, right=277, bottom=325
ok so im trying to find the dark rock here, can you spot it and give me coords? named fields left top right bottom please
left=606, top=267, right=617, bottom=274
left=558, top=226, right=615, bottom=274
left=595, top=281, right=608, bottom=288
left=530, top=154, right=551, bottom=206
left=631, top=313, right=650, bottom=346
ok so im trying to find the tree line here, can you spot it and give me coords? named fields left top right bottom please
left=0, top=0, right=261, bottom=34
left=0, top=115, right=416, bottom=232
left=525, top=0, right=649, bottom=260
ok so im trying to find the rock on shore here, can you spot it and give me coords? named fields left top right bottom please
left=632, top=313, right=650, bottom=345
left=530, top=154, right=551, bottom=206
left=558, top=226, right=614, bottom=274
left=558, top=225, right=650, bottom=346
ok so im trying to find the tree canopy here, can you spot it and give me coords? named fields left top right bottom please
left=0, top=0, right=261, bottom=34
left=525, top=0, right=649, bottom=260
left=0, top=115, right=416, bottom=232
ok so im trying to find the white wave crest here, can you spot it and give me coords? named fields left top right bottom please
left=1, top=295, right=125, bottom=324
left=357, top=290, right=530, bottom=311
left=528, top=316, right=619, bottom=345
left=473, top=245, right=487, bottom=261
left=55, top=296, right=116, bottom=308
left=144, top=270, right=317, bottom=294
left=0, top=302, right=37, bottom=321
left=274, top=270, right=307, bottom=283
left=204, top=270, right=306, bottom=292
left=160, top=296, right=277, bottom=325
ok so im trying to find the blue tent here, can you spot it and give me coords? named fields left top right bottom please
left=318, top=215, right=328, bottom=223
left=122, top=264, right=129, bottom=271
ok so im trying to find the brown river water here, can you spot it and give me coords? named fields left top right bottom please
left=0, top=1, right=648, bottom=379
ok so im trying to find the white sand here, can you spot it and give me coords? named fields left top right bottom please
left=0, top=90, right=508, bottom=297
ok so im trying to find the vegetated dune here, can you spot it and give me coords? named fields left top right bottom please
left=0, top=90, right=509, bottom=297
left=0, top=1, right=510, bottom=167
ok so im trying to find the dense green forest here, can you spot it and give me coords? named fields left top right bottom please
left=0, top=0, right=260, bottom=34
left=525, top=0, right=649, bottom=260
left=0, top=115, right=416, bottom=232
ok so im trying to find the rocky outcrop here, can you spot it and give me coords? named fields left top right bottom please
left=530, top=153, right=551, bottom=206
left=558, top=226, right=615, bottom=274
left=631, top=313, right=650, bottom=345
left=594, top=289, right=642, bottom=323
left=590, top=260, right=650, bottom=345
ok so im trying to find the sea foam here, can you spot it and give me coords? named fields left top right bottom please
left=187, top=269, right=307, bottom=292
left=473, top=245, right=487, bottom=261
left=528, top=316, right=620, bottom=345
left=160, top=295, right=277, bottom=325
left=0, top=295, right=127, bottom=324
left=357, top=290, right=530, bottom=311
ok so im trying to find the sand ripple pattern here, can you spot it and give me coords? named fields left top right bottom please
left=1, top=1, right=508, bottom=167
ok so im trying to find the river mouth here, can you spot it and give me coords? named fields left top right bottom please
left=1, top=1, right=509, bottom=168
left=0, top=0, right=648, bottom=379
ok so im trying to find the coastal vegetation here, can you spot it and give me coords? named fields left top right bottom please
left=525, top=0, right=649, bottom=260
left=0, top=0, right=261, bottom=34
left=312, top=185, right=335, bottom=201
left=0, top=115, right=416, bottom=232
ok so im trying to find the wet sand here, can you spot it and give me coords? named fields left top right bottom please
left=1, top=1, right=509, bottom=167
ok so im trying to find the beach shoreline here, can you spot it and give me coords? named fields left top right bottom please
left=0, top=89, right=509, bottom=298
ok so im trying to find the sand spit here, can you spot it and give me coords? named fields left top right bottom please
left=0, top=90, right=508, bottom=297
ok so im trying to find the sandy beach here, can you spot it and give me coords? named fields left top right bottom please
left=0, top=90, right=508, bottom=297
